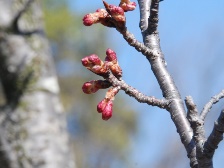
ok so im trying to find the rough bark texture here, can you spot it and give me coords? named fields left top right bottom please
left=0, top=0, right=75, bottom=168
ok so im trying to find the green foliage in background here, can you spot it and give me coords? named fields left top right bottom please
left=43, top=1, right=137, bottom=167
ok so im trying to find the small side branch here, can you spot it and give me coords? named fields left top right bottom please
left=200, top=90, right=224, bottom=121
left=185, top=96, right=205, bottom=144
left=185, top=96, right=206, bottom=167
left=116, top=27, right=154, bottom=57
left=203, top=109, right=224, bottom=167
left=106, top=74, right=168, bottom=109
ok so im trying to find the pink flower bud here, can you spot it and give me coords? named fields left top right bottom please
left=119, top=0, right=136, bottom=12
left=83, top=9, right=114, bottom=27
left=105, top=48, right=117, bottom=63
left=103, top=1, right=125, bottom=22
left=97, top=99, right=108, bottom=113
left=82, top=81, right=99, bottom=94
left=102, top=101, right=113, bottom=120
left=81, top=54, right=102, bottom=67
left=83, top=13, right=100, bottom=26
left=104, top=49, right=122, bottom=78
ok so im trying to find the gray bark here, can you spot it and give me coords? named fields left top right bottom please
left=0, top=0, right=76, bottom=168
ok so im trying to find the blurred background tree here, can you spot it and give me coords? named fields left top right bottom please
left=43, top=1, right=137, bottom=168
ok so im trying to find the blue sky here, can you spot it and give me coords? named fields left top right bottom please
left=69, top=0, right=224, bottom=167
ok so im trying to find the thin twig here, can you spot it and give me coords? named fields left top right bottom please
left=200, top=90, right=224, bottom=121
left=106, top=74, right=169, bottom=109
left=116, top=27, right=154, bottom=57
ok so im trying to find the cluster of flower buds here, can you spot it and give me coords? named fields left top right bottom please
left=81, top=49, right=122, bottom=120
left=81, top=49, right=122, bottom=79
left=82, top=0, right=136, bottom=28
left=103, top=1, right=125, bottom=23
left=97, top=87, right=120, bottom=120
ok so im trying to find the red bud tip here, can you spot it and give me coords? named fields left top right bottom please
left=81, top=54, right=102, bottom=67
left=105, top=48, right=117, bottom=62
left=83, top=13, right=99, bottom=26
left=88, top=54, right=102, bottom=65
left=97, top=99, right=108, bottom=113
left=82, top=80, right=111, bottom=94
left=102, top=101, right=113, bottom=120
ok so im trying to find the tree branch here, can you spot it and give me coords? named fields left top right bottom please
left=200, top=90, right=224, bottom=121
left=137, top=0, right=197, bottom=167
left=106, top=73, right=168, bottom=109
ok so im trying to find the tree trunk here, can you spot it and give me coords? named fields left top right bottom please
left=0, top=0, right=75, bottom=168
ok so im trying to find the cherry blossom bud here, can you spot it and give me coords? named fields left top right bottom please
left=81, top=54, right=102, bottom=67
left=105, top=48, right=117, bottom=63
left=104, top=49, right=122, bottom=78
left=119, top=0, right=136, bottom=12
left=82, top=81, right=99, bottom=94
left=83, top=13, right=100, bottom=26
left=82, top=80, right=111, bottom=94
left=102, top=101, right=113, bottom=120
left=83, top=9, right=114, bottom=27
left=103, top=1, right=125, bottom=22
